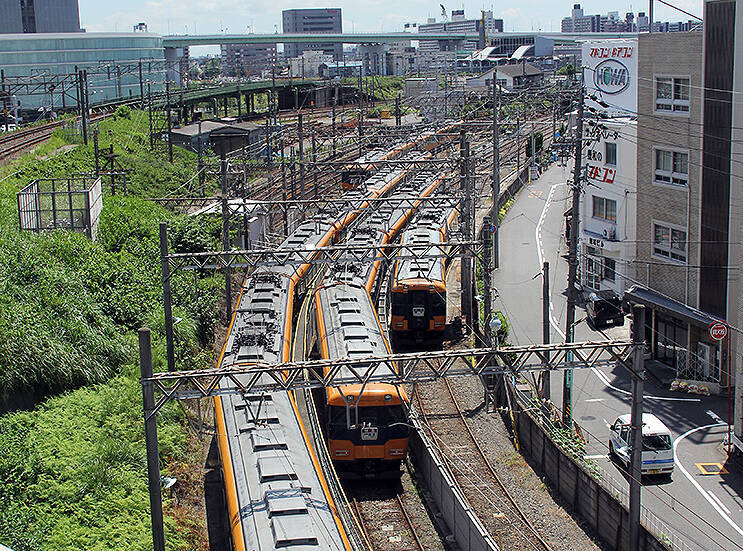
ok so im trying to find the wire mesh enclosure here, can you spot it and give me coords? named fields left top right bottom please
left=17, top=176, right=103, bottom=240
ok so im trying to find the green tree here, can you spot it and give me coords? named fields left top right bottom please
left=202, top=58, right=221, bottom=80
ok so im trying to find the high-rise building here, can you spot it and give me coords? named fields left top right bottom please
left=282, top=8, right=342, bottom=61
left=0, top=0, right=82, bottom=33
left=560, top=3, right=701, bottom=33
left=221, top=43, right=276, bottom=77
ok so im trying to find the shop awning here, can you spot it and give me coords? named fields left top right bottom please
left=625, top=285, right=721, bottom=329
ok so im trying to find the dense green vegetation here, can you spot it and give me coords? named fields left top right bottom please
left=0, top=111, right=221, bottom=549
left=341, top=75, right=405, bottom=101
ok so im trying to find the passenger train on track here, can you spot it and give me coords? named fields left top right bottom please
left=213, top=126, right=457, bottom=549
left=311, top=165, right=446, bottom=478
left=389, top=195, right=459, bottom=344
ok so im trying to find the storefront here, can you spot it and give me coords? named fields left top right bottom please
left=626, top=286, right=731, bottom=392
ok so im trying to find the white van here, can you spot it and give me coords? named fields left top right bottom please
left=608, top=413, right=675, bottom=475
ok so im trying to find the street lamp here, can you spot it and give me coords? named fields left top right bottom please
left=489, top=315, right=502, bottom=347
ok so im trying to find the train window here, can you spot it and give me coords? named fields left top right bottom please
left=329, top=406, right=347, bottom=428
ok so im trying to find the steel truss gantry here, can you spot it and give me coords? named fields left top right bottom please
left=140, top=339, right=636, bottom=417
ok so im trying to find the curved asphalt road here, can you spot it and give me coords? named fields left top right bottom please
left=493, top=161, right=743, bottom=551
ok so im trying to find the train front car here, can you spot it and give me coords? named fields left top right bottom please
left=390, top=208, right=450, bottom=344
left=313, top=282, right=409, bottom=480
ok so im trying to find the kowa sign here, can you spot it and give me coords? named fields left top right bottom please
left=593, top=59, right=630, bottom=94
left=582, top=39, right=638, bottom=114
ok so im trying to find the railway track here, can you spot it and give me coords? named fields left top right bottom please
left=413, top=379, right=553, bottom=551
left=350, top=489, right=427, bottom=551
left=0, top=113, right=108, bottom=162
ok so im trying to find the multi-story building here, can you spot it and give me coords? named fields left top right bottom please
left=282, top=8, right=342, bottom=61
left=630, top=1, right=741, bottom=417
left=561, top=3, right=702, bottom=33
left=418, top=10, right=502, bottom=54
left=580, top=118, right=637, bottom=296
left=220, top=43, right=276, bottom=77
left=0, top=0, right=82, bottom=33
left=288, top=50, right=333, bottom=78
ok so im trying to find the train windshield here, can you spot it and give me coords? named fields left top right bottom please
left=328, top=405, right=407, bottom=428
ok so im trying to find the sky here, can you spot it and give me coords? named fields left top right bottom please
left=78, top=0, right=704, bottom=56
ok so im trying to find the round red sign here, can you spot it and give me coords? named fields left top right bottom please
left=708, top=322, right=728, bottom=341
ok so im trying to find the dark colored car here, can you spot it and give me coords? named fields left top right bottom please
left=586, top=290, right=625, bottom=328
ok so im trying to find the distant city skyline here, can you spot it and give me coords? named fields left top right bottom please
left=76, top=1, right=702, bottom=55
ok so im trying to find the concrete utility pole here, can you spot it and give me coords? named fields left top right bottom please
left=629, top=305, right=646, bottom=551
left=158, top=223, right=176, bottom=373
left=492, top=73, right=500, bottom=270
left=563, top=72, right=585, bottom=426
left=220, top=144, right=232, bottom=322
left=460, top=130, right=473, bottom=331
left=516, top=119, right=520, bottom=175
left=395, top=93, right=401, bottom=126
left=531, top=121, right=536, bottom=169
left=166, top=81, right=173, bottom=163
left=139, top=328, right=165, bottom=551
left=148, top=82, right=153, bottom=148
left=298, top=113, right=305, bottom=199
left=542, top=261, right=551, bottom=401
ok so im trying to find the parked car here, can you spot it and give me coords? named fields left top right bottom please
left=608, top=413, right=675, bottom=476
left=586, top=290, right=624, bottom=328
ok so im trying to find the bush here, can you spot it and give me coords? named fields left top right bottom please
left=114, top=105, right=132, bottom=120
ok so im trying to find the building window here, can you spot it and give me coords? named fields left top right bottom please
left=653, top=223, right=687, bottom=262
left=605, top=142, right=617, bottom=166
left=584, top=246, right=602, bottom=289
left=656, top=76, right=690, bottom=113
left=654, top=149, right=689, bottom=186
left=603, top=257, right=616, bottom=281
left=592, top=196, right=617, bottom=222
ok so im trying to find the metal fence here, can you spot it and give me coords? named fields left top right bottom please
left=17, top=176, right=103, bottom=240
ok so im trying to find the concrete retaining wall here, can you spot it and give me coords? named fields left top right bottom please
left=409, top=424, right=498, bottom=551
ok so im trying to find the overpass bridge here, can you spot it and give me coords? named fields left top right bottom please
left=161, top=31, right=638, bottom=48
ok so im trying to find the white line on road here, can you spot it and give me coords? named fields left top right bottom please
left=584, top=454, right=608, bottom=460
left=674, top=423, right=743, bottom=538
left=584, top=398, right=605, bottom=402
left=706, top=410, right=725, bottom=424
left=534, top=181, right=700, bottom=403
left=708, top=490, right=732, bottom=516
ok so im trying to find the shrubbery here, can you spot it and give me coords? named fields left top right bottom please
left=0, top=110, right=221, bottom=549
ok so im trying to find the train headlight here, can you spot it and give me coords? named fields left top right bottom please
left=389, top=449, right=404, bottom=455
left=334, top=450, right=350, bottom=457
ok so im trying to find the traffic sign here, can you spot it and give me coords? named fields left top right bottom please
left=708, top=321, right=728, bottom=341
left=489, top=225, right=496, bottom=234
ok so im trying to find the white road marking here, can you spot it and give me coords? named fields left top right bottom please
left=584, top=398, right=604, bottom=402
left=534, top=186, right=700, bottom=403
left=674, top=423, right=743, bottom=538
left=708, top=491, right=732, bottom=515
left=584, top=454, right=608, bottom=460
left=706, top=410, right=725, bottom=424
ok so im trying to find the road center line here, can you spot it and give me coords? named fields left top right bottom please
left=674, top=423, right=743, bottom=538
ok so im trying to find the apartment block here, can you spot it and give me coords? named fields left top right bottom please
left=282, top=8, right=342, bottom=61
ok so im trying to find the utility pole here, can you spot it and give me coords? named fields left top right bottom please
left=93, top=126, right=100, bottom=176
left=158, top=223, right=175, bottom=373
left=542, top=261, right=551, bottom=401
left=629, top=305, right=646, bottom=551
left=147, top=82, right=153, bottom=149
left=395, top=93, right=401, bottom=126
left=357, top=71, right=364, bottom=154
left=531, top=121, right=536, bottom=170
left=166, top=81, right=173, bottom=163
left=516, top=119, right=520, bottom=176
left=139, top=328, right=166, bottom=551
left=492, top=73, right=500, bottom=270
left=311, top=128, right=318, bottom=199
left=460, top=130, right=473, bottom=332
left=197, top=119, right=204, bottom=196
left=138, top=60, right=144, bottom=107
left=298, top=113, right=305, bottom=199
left=219, top=143, right=232, bottom=322
left=563, top=73, right=585, bottom=426
left=332, top=86, right=337, bottom=157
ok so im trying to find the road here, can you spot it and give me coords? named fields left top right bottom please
left=493, top=160, right=743, bottom=551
